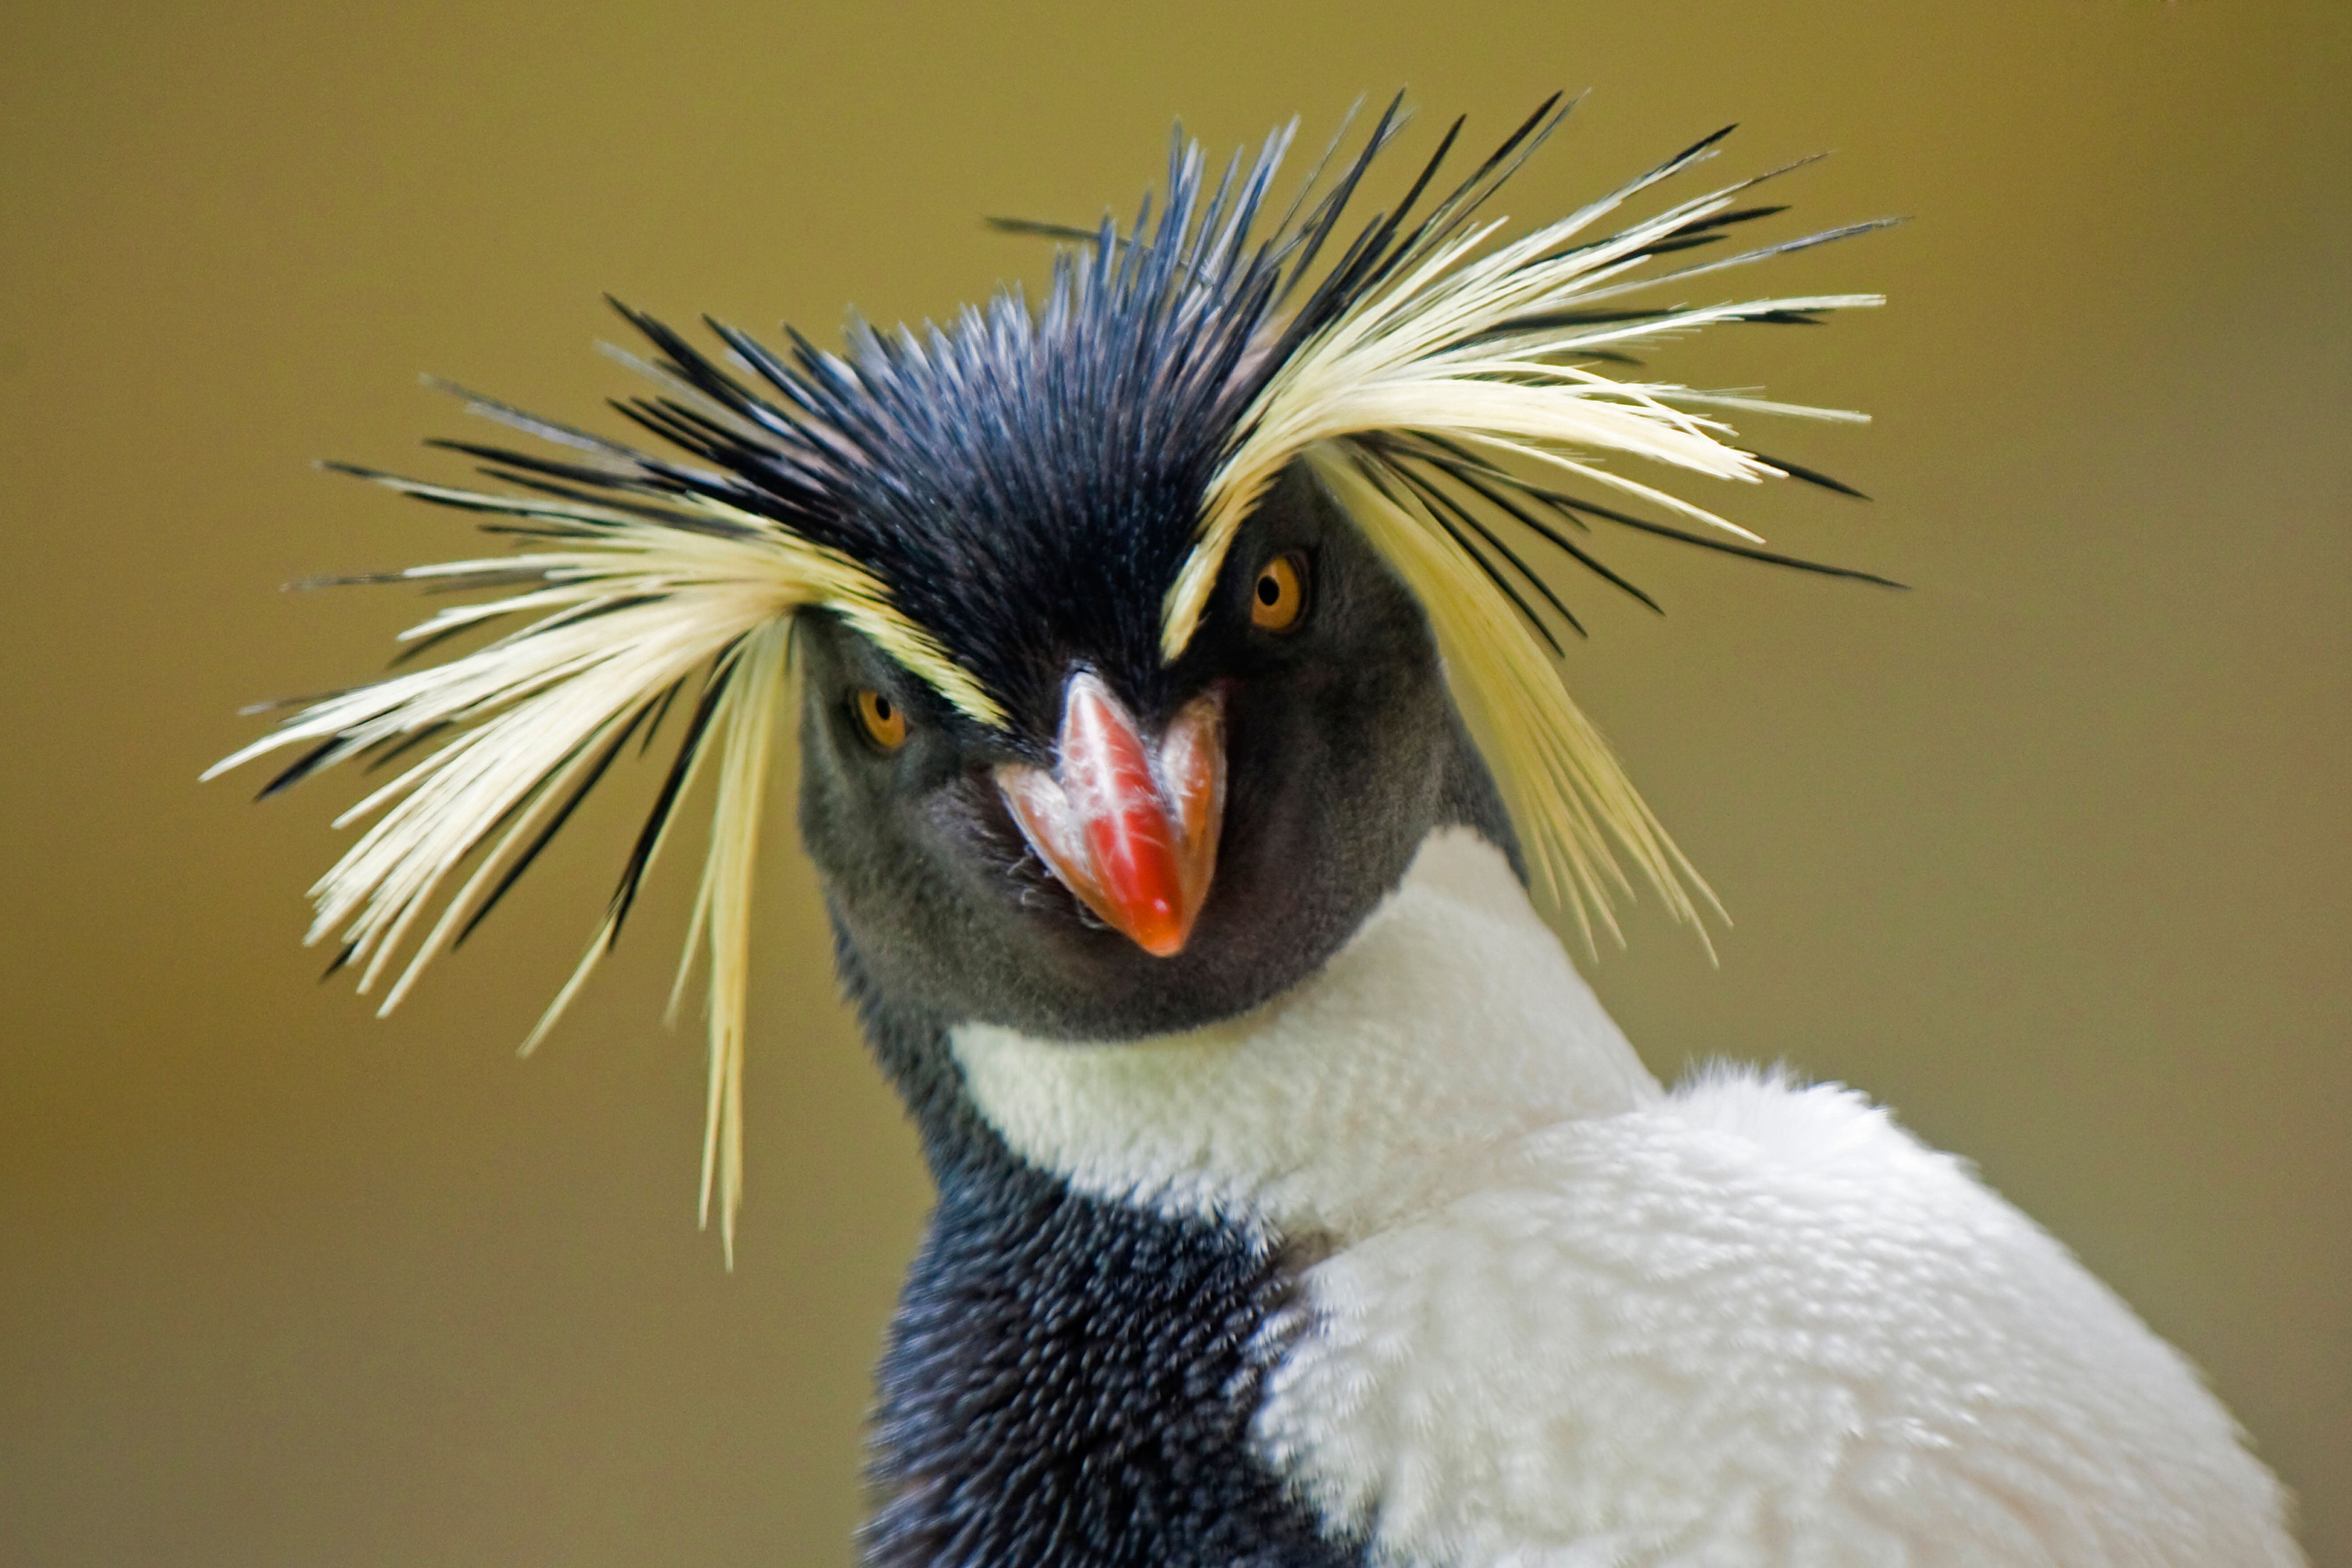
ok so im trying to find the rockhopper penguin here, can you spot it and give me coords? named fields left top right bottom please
left=210, top=99, right=2304, bottom=1566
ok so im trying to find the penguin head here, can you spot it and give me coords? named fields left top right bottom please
left=793, top=462, right=1479, bottom=1041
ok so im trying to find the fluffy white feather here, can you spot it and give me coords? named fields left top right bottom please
left=1258, top=1067, right=2300, bottom=1566
left=953, top=827, right=1659, bottom=1239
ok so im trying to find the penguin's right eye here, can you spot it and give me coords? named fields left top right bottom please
left=852, top=688, right=910, bottom=751
left=1250, top=551, right=1310, bottom=634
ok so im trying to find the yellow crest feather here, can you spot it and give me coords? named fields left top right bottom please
left=1159, top=126, right=1886, bottom=939
left=206, top=477, right=995, bottom=1260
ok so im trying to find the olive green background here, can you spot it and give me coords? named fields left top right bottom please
left=4, top=2, right=2345, bottom=1563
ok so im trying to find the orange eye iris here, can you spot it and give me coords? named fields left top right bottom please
left=853, top=688, right=909, bottom=750
left=1251, top=552, right=1309, bottom=633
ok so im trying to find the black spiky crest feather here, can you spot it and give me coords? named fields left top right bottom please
left=208, top=95, right=1892, bottom=1255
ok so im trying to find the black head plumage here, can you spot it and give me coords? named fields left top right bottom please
left=438, top=124, right=1307, bottom=741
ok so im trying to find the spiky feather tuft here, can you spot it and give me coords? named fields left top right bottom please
left=202, top=465, right=966, bottom=1260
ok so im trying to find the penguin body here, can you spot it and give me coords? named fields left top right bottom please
left=949, top=829, right=2296, bottom=1566
left=212, top=101, right=2307, bottom=1566
left=792, top=471, right=2297, bottom=1564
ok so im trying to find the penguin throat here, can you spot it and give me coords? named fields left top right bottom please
left=950, top=828, right=1661, bottom=1241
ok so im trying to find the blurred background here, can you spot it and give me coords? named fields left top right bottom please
left=3, top=1, right=2345, bottom=1563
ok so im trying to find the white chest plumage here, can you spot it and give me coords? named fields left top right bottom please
left=952, top=832, right=2302, bottom=1568
left=955, top=829, right=1661, bottom=1240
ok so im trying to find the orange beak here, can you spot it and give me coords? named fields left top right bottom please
left=995, top=672, right=1224, bottom=958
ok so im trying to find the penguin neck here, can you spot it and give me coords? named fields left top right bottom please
left=949, top=826, right=1662, bottom=1243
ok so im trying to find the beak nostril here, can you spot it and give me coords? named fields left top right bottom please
left=997, top=763, right=1092, bottom=892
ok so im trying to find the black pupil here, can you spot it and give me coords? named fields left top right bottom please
left=872, top=694, right=893, bottom=721
left=1257, top=572, right=1281, bottom=606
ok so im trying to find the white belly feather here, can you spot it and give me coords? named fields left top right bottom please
left=952, top=831, right=2302, bottom=1567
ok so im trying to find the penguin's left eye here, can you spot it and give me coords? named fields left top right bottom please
left=1250, top=551, right=1310, bottom=634
left=852, top=688, right=910, bottom=751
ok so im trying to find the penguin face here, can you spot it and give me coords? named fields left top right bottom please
left=794, top=464, right=1471, bottom=1041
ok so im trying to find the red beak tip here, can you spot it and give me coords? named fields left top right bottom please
left=1135, top=926, right=1189, bottom=959
left=1117, top=898, right=1191, bottom=958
